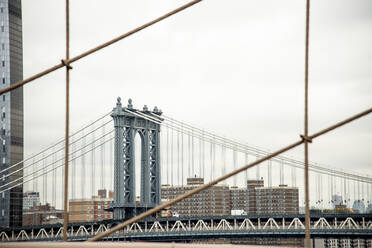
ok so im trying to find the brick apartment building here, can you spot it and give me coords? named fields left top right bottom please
left=69, top=189, right=113, bottom=223
left=162, top=177, right=231, bottom=217
left=255, top=185, right=299, bottom=214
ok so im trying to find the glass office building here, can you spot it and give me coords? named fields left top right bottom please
left=0, top=0, right=23, bottom=227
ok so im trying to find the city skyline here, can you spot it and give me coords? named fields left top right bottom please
left=0, top=0, right=370, bottom=245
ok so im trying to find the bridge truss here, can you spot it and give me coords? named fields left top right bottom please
left=1, top=214, right=372, bottom=242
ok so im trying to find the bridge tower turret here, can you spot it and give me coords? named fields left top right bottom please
left=110, top=97, right=162, bottom=220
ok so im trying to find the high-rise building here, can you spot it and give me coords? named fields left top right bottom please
left=255, top=184, right=299, bottom=215
left=246, top=179, right=264, bottom=214
left=0, top=0, right=23, bottom=228
left=23, top=191, right=40, bottom=210
left=230, top=186, right=248, bottom=212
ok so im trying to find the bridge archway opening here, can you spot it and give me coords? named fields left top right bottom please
left=134, top=131, right=144, bottom=202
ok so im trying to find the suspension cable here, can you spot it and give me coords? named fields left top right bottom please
left=0, top=135, right=114, bottom=194
left=162, top=115, right=372, bottom=183
left=0, top=130, right=114, bottom=193
left=0, top=114, right=112, bottom=176
left=127, top=109, right=372, bottom=184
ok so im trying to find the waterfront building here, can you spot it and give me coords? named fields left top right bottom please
left=161, top=177, right=231, bottom=217
left=246, top=179, right=264, bottom=214
left=255, top=184, right=299, bottom=215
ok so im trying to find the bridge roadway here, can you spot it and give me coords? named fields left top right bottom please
left=1, top=213, right=372, bottom=242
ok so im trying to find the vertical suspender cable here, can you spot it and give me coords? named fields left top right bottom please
left=63, top=0, right=70, bottom=241
left=81, top=131, right=86, bottom=216
left=192, top=130, right=194, bottom=177
left=199, top=136, right=201, bottom=177
left=256, top=154, right=260, bottom=180
left=166, top=126, right=169, bottom=185
left=367, top=182, right=370, bottom=207
left=351, top=180, right=357, bottom=204
left=280, top=159, right=284, bottom=185
left=91, top=128, right=95, bottom=219
left=52, top=152, right=56, bottom=215
left=71, top=141, right=76, bottom=221
left=212, top=136, right=216, bottom=181
left=171, top=123, right=174, bottom=185
left=347, top=179, right=350, bottom=207
left=244, top=152, right=248, bottom=183
left=32, top=158, right=36, bottom=194
left=320, top=174, right=323, bottom=208
left=181, top=124, right=184, bottom=186
left=268, top=160, right=272, bottom=187
left=43, top=153, right=47, bottom=204
left=188, top=133, right=190, bottom=178
left=177, top=130, right=180, bottom=185
left=210, top=140, right=212, bottom=182
left=110, top=132, right=113, bottom=191
left=233, top=146, right=237, bottom=186
left=222, top=138, right=226, bottom=178
left=202, top=130, right=205, bottom=179
left=101, top=123, right=105, bottom=190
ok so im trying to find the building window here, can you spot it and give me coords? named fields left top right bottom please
left=1, top=43, right=4, bottom=50
left=1, top=60, right=4, bottom=67
left=2, top=95, right=4, bottom=101
left=1, top=209, right=4, bottom=216
left=2, top=77, right=4, bottom=84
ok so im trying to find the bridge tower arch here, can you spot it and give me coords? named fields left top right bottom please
left=110, top=97, right=162, bottom=220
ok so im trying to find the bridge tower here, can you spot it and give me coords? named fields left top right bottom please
left=110, top=97, right=163, bottom=220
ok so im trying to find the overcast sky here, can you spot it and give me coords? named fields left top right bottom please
left=22, top=0, right=372, bottom=181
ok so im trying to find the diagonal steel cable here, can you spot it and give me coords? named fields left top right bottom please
left=0, top=112, right=111, bottom=175
left=88, top=107, right=371, bottom=241
left=0, top=130, right=114, bottom=193
left=0, top=0, right=202, bottom=96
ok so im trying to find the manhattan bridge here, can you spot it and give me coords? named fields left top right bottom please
left=0, top=97, right=371, bottom=244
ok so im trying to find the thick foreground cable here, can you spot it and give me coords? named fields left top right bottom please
left=0, top=0, right=202, bottom=96
left=304, top=0, right=311, bottom=246
left=88, top=107, right=371, bottom=241
left=63, top=0, right=71, bottom=241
